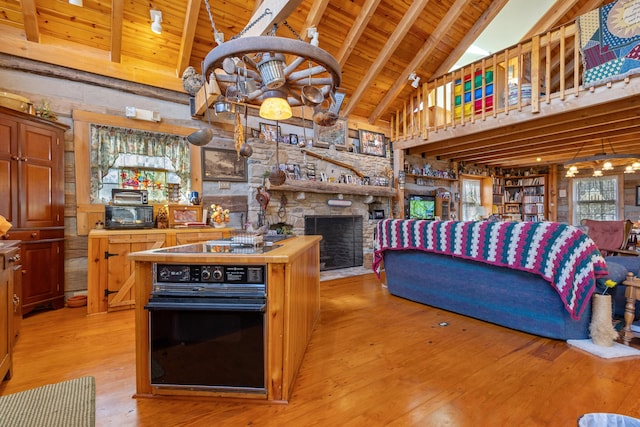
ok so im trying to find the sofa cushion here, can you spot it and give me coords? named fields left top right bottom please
left=603, top=258, right=640, bottom=319
left=604, top=256, right=640, bottom=277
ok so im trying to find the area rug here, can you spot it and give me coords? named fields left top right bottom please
left=0, top=376, right=95, bottom=427
left=567, top=339, right=640, bottom=359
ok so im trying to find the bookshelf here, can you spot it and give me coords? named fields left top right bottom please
left=501, top=175, right=547, bottom=222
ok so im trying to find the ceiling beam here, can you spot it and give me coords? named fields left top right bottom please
left=335, top=0, right=382, bottom=66
left=432, top=0, right=509, bottom=77
left=241, top=0, right=304, bottom=37
left=368, top=0, right=471, bottom=123
left=301, top=0, right=330, bottom=39
left=110, top=0, right=124, bottom=63
left=177, top=0, right=202, bottom=77
left=521, top=0, right=582, bottom=41
left=341, top=0, right=431, bottom=117
left=20, top=0, right=39, bottom=43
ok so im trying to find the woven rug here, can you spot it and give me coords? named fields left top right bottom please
left=0, top=376, right=95, bottom=427
left=567, top=340, right=640, bottom=359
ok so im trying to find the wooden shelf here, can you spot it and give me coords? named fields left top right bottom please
left=405, top=174, right=458, bottom=182
left=268, top=180, right=397, bottom=197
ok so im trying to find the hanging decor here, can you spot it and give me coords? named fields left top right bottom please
left=200, top=4, right=342, bottom=123
left=564, top=139, right=640, bottom=177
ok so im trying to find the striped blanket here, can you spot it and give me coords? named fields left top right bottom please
left=373, top=220, right=608, bottom=319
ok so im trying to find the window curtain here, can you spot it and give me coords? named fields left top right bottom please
left=89, top=124, right=191, bottom=202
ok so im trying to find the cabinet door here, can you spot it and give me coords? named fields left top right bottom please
left=0, top=117, right=18, bottom=224
left=21, top=240, right=64, bottom=314
left=0, top=265, right=10, bottom=381
left=106, top=234, right=166, bottom=312
left=18, top=123, right=63, bottom=228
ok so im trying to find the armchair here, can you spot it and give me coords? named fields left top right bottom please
left=580, top=219, right=637, bottom=257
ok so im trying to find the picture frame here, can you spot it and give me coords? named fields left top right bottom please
left=359, top=129, right=387, bottom=157
left=250, top=128, right=260, bottom=138
left=636, top=186, right=640, bottom=206
left=314, top=117, right=348, bottom=149
left=168, top=205, right=202, bottom=227
left=202, top=147, right=247, bottom=182
left=259, top=122, right=280, bottom=142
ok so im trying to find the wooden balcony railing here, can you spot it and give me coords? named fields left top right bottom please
left=391, top=21, right=586, bottom=142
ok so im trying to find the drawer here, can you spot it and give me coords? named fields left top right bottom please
left=2, top=230, right=40, bottom=241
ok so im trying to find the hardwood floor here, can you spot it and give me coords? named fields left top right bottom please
left=2, top=272, right=640, bottom=426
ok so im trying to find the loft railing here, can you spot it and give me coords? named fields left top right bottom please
left=391, top=22, right=585, bottom=141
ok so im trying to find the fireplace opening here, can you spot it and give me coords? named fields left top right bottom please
left=304, top=215, right=363, bottom=271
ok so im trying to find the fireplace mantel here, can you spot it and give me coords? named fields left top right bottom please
left=268, top=180, right=396, bottom=197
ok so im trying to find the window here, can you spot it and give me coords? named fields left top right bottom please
left=89, top=125, right=191, bottom=203
left=572, top=176, right=619, bottom=224
left=461, top=178, right=482, bottom=221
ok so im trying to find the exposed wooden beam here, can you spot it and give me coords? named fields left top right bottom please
left=0, top=26, right=183, bottom=92
left=110, top=0, right=124, bottom=63
left=521, top=0, right=582, bottom=41
left=177, top=0, right=202, bottom=77
left=335, top=0, right=382, bottom=66
left=432, top=0, right=509, bottom=77
left=301, top=0, right=330, bottom=38
left=341, top=0, right=430, bottom=117
left=368, top=0, right=471, bottom=123
left=21, top=0, right=39, bottom=43
left=242, top=0, right=304, bottom=37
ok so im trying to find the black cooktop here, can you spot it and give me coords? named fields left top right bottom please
left=154, top=239, right=281, bottom=255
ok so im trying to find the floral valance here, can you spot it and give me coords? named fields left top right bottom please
left=89, top=124, right=190, bottom=202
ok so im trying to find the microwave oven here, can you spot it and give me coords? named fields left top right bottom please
left=112, top=189, right=148, bottom=205
left=105, top=205, right=154, bottom=229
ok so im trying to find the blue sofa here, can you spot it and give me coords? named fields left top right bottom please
left=374, top=220, right=608, bottom=340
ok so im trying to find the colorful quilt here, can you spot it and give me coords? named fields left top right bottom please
left=578, top=0, right=640, bottom=87
left=373, top=220, right=608, bottom=320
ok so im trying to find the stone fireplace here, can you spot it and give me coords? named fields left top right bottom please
left=305, top=215, right=363, bottom=271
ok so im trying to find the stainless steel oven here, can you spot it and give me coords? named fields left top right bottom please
left=145, top=262, right=267, bottom=394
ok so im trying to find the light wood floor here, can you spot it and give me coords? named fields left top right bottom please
left=2, top=273, right=640, bottom=426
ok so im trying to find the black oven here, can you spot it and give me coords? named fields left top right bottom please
left=145, top=263, right=267, bottom=394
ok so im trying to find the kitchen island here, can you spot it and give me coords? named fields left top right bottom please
left=129, top=235, right=321, bottom=403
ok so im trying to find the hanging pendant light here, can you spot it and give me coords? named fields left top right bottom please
left=259, top=90, right=292, bottom=120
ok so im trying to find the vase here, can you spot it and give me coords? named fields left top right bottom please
left=589, top=294, right=618, bottom=347
left=213, top=222, right=226, bottom=229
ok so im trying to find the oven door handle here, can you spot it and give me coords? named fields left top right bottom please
left=145, top=301, right=266, bottom=312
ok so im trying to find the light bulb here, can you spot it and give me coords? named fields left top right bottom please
left=150, top=10, right=162, bottom=35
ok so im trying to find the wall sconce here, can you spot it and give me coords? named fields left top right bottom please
left=69, top=0, right=83, bottom=6
left=408, top=72, right=421, bottom=89
left=150, top=10, right=163, bottom=35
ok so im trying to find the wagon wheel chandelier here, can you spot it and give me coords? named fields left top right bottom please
left=564, top=139, right=640, bottom=177
left=201, top=10, right=342, bottom=121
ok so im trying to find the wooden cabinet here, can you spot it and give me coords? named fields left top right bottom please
left=0, top=107, right=67, bottom=315
left=87, top=228, right=233, bottom=314
left=0, top=243, right=19, bottom=382
left=435, top=198, right=450, bottom=220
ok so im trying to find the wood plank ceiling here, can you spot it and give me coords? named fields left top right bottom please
left=0, top=0, right=627, bottom=169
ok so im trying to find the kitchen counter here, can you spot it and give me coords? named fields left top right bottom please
left=129, top=235, right=321, bottom=403
left=87, top=227, right=235, bottom=314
